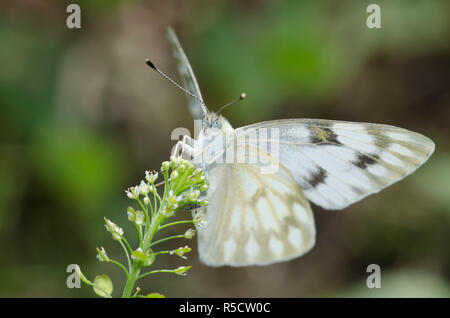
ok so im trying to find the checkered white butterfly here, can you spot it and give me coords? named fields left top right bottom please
left=146, top=28, right=435, bottom=267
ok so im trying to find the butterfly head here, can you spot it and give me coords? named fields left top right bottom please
left=201, top=92, right=245, bottom=131
left=204, top=112, right=233, bottom=132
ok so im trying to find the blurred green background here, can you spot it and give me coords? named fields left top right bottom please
left=0, top=0, right=449, bottom=297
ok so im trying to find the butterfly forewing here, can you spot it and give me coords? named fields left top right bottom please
left=236, top=119, right=435, bottom=210
left=167, top=27, right=207, bottom=120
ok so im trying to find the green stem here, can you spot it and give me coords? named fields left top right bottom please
left=122, top=262, right=141, bottom=298
left=135, top=223, right=143, bottom=248
left=158, top=219, right=196, bottom=231
left=137, top=198, right=151, bottom=229
left=149, top=234, right=185, bottom=247
left=119, top=240, right=132, bottom=271
left=137, top=269, right=175, bottom=280
left=109, top=259, right=129, bottom=278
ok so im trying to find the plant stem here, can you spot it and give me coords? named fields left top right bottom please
left=122, top=262, right=141, bottom=298
left=149, top=234, right=185, bottom=247
left=122, top=194, right=165, bottom=297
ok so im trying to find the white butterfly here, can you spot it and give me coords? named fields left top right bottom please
left=151, top=28, right=435, bottom=267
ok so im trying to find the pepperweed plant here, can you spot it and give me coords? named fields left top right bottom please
left=75, top=156, right=208, bottom=298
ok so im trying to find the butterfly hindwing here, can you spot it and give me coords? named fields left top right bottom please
left=235, top=119, right=435, bottom=210
left=195, top=145, right=316, bottom=266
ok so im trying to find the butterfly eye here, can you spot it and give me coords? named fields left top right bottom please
left=211, top=120, right=222, bottom=129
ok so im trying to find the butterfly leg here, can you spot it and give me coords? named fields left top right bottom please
left=172, top=135, right=196, bottom=160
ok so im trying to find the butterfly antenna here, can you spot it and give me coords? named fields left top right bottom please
left=145, top=59, right=207, bottom=107
left=216, top=92, right=246, bottom=115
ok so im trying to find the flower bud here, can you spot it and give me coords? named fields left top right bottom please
left=135, top=210, right=145, bottom=226
left=127, top=206, right=136, bottom=222
left=96, top=246, right=109, bottom=262
left=199, top=183, right=209, bottom=192
left=131, top=248, right=155, bottom=266
left=104, top=217, right=124, bottom=241
left=170, top=246, right=192, bottom=259
left=173, top=266, right=191, bottom=276
left=170, top=170, right=179, bottom=180
left=183, top=228, right=196, bottom=239
left=170, top=156, right=182, bottom=167
left=139, top=181, right=150, bottom=195
left=125, top=187, right=139, bottom=199
left=74, top=265, right=90, bottom=285
left=145, top=171, right=158, bottom=183
left=161, top=161, right=170, bottom=171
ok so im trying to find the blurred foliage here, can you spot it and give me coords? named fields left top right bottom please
left=0, top=0, right=448, bottom=297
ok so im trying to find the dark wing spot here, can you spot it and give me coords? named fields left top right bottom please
left=309, top=127, right=343, bottom=146
left=309, top=135, right=323, bottom=144
left=307, top=167, right=328, bottom=187
left=353, top=153, right=379, bottom=169
left=323, top=128, right=343, bottom=145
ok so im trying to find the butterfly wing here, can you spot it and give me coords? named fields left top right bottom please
left=195, top=145, right=316, bottom=266
left=235, top=119, right=435, bottom=210
left=167, top=27, right=207, bottom=120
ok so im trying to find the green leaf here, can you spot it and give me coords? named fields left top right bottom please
left=93, top=274, right=113, bottom=298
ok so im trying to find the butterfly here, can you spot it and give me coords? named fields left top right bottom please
left=147, top=28, right=435, bottom=267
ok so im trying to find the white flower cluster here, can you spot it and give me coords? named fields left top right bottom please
left=125, top=171, right=158, bottom=200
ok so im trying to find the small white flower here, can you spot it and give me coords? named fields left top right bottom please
left=167, top=192, right=179, bottom=209
left=161, top=206, right=175, bottom=218
left=139, top=180, right=150, bottom=195
left=130, top=186, right=141, bottom=198
left=145, top=171, right=158, bottom=183
left=143, top=196, right=150, bottom=205
left=125, top=188, right=139, bottom=199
